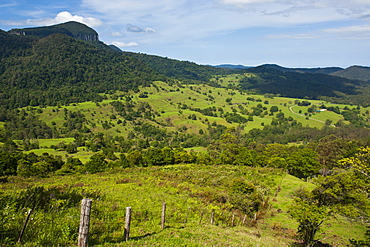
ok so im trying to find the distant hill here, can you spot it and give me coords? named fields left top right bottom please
left=214, top=64, right=253, bottom=70
left=331, top=65, right=370, bottom=82
left=8, top=21, right=99, bottom=41
left=250, top=64, right=343, bottom=74
left=244, top=65, right=362, bottom=99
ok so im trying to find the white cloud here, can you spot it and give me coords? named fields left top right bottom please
left=112, top=41, right=138, bottom=47
left=126, top=24, right=155, bottom=33
left=54, top=11, right=103, bottom=27
left=0, top=3, right=17, bottom=8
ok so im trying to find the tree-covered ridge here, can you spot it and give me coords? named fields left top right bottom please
left=8, top=21, right=99, bottom=41
left=123, top=52, right=233, bottom=83
left=0, top=33, right=167, bottom=109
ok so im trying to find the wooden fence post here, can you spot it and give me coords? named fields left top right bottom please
left=242, top=215, right=247, bottom=226
left=161, top=202, right=166, bottom=230
left=124, top=207, right=132, bottom=241
left=78, top=198, right=92, bottom=247
left=199, top=210, right=204, bottom=225
left=17, top=208, right=32, bottom=243
left=231, top=212, right=235, bottom=227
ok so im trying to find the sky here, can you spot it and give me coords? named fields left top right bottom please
left=1, top=0, right=370, bottom=68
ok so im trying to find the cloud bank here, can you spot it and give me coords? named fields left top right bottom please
left=112, top=41, right=139, bottom=47
left=1, top=11, right=102, bottom=28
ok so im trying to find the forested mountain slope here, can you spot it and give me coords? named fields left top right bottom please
left=0, top=32, right=167, bottom=109
left=124, top=52, right=232, bottom=83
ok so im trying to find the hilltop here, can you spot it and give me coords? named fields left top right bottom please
left=8, top=21, right=99, bottom=41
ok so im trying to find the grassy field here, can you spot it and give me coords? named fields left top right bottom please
left=1, top=164, right=366, bottom=246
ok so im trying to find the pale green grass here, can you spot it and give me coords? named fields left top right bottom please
left=24, top=147, right=95, bottom=163
left=38, top=138, right=75, bottom=148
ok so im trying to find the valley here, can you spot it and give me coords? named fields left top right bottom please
left=1, top=21, right=370, bottom=247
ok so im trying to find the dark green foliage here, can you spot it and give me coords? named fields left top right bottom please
left=144, top=147, right=175, bottom=166
left=286, top=148, right=321, bottom=179
left=85, top=153, right=108, bottom=173
left=16, top=152, right=64, bottom=177
left=0, top=151, right=22, bottom=176
left=225, top=112, right=248, bottom=123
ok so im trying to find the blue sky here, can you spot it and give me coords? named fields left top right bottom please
left=1, top=0, right=370, bottom=68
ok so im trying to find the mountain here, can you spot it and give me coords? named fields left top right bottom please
left=8, top=21, right=99, bottom=41
left=331, top=65, right=370, bottom=82
left=1, top=21, right=369, bottom=108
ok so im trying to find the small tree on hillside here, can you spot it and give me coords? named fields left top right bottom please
left=290, top=170, right=370, bottom=246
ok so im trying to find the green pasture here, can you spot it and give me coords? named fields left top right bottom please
left=22, top=80, right=370, bottom=141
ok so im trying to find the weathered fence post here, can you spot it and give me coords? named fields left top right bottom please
left=242, top=215, right=247, bottom=226
left=124, top=207, right=132, bottom=241
left=17, top=208, right=32, bottom=243
left=199, top=210, right=204, bottom=225
left=78, top=198, right=92, bottom=247
left=161, top=202, right=166, bottom=230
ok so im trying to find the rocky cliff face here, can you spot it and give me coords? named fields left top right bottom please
left=8, top=21, right=99, bottom=42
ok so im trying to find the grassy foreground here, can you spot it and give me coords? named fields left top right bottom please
left=1, top=164, right=366, bottom=246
